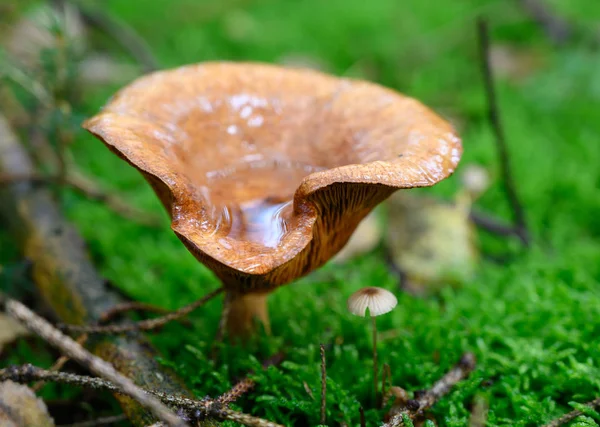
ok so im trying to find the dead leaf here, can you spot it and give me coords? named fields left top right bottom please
left=0, top=381, right=55, bottom=427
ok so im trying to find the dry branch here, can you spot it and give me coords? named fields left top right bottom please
left=0, top=365, right=285, bottom=427
left=0, top=296, right=185, bottom=427
left=382, top=353, right=476, bottom=427
left=477, top=18, right=530, bottom=246
left=58, top=287, right=223, bottom=334
left=320, top=343, right=327, bottom=425
left=540, top=397, right=600, bottom=427
left=0, top=114, right=199, bottom=426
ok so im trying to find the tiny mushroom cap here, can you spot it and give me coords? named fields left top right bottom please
left=347, top=287, right=398, bottom=317
left=461, top=164, right=490, bottom=199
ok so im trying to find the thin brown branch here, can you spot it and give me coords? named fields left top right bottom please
left=216, top=351, right=285, bottom=405
left=0, top=172, right=162, bottom=227
left=31, top=333, right=89, bottom=392
left=0, top=364, right=285, bottom=427
left=59, top=287, right=223, bottom=334
left=320, top=343, right=327, bottom=425
left=540, top=397, right=600, bottom=427
left=359, top=407, right=366, bottom=427
left=477, top=18, right=530, bottom=247
left=0, top=296, right=186, bottom=427
left=217, top=378, right=256, bottom=405
left=98, top=302, right=193, bottom=327
left=382, top=353, right=477, bottom=427
left=32, top=300, right=193, bottom=392
left=33, top=301, right=191, bottom=392
left=303, top=381, right=315, bottom=400
left=469, top=209, right=524, bottom=238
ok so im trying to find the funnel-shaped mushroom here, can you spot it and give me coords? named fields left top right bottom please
left=83, top=62, right=462, bottom=337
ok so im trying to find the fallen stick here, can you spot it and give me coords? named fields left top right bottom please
left=58, top=287, right=223, bottom=334
left=540, top=397, right=600, bottom=427
left=381, top=353, right=476, bottom=427
left=216, top=351, right=285, bottom=405
left=477, top=18, right=530, bottom=247
left=0, top=113, right=198, bottom=426
left=0, top=364, right=285, bottom=427
left=0, top=295, right=186, bottom=427
left=320, top=343, right=327, bottom=425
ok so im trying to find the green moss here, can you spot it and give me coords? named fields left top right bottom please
left=2, top=0, right=600, bottom=425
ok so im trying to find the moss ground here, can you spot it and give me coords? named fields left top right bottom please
left=2, top=0, right=600, bottom=425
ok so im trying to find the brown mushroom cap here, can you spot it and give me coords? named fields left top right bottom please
left=83, top=62, right=462, bottom=293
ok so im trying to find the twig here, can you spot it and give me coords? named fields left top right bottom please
left=0, top=172, right=162, bottom=226
left=216, top=351, right=285, bottom=405
left=34, top=300, right=192, bottom=392
left=0, top=364, right=285, bottom=427
left=70, top=0, right=159, bottom=72
left=31, top=333, right=88, bottom=392
left=98, top=302, right=193, bottom=327
left=303, top=381, right=315, bottom=400
left=469, top=393, right=489, bottom=427
left=540, top=397, right=600, bottom=427
left=33, top=300, right=192, bottom=392
left=217, top=378, right=255, bottom=405
left=320, top=343, right=327, bottom=425
left=59, top=287, right=223, bottom=334
left=519, top=0, right=571, bottom=45
left=372, top=315, right=379, bottom=402
left=477, top=18, right=530, bottom=247
left=57, top=414, right=128, bottom=427
left=469, top=209, right=524, bottom=238
left=381, top=363, right=392, bottom=408
left=359, top=407, right=366, bottom=427
left=381, top=353, right=477, bottom=427
left=0, top=296, right=186, bottom=427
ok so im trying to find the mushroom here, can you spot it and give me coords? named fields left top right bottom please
left=83, top=62, right=462, bottom=338
left=347, top=286, right=398, bottom=401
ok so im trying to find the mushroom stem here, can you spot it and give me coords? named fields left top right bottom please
left=225, top=291, right=271, bottom=339
left=372, top=315, right=378, bottom=403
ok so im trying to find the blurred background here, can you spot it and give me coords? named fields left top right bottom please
left=1, top=0, right=599, bottom=426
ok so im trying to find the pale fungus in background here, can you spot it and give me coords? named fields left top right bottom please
left=347, top=286, right=398, bottom=402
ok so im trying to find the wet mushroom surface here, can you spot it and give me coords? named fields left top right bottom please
left=84, top=62, right=461, bottom=335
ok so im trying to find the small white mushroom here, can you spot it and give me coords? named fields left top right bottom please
left=347, top=286, right=398, bottom=402
left=460, top=164, right=490, bottom=200
left=347, top=287, right=398, bottom=317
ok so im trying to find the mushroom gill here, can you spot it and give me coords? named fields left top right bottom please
left=83, top=62, right=462, bottom=337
